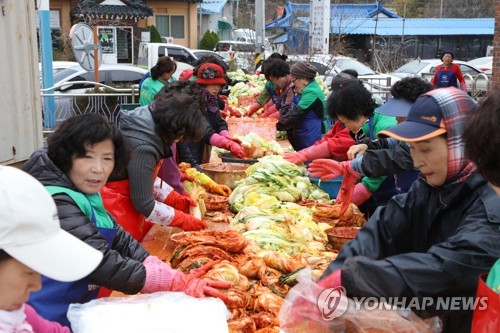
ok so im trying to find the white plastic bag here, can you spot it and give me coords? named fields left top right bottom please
left=68, top=292, right=230, bottom=333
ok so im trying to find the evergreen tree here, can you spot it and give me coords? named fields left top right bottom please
left=149, top=25, right=163, bottom=43
left=199, top=30, right=220, bottom=50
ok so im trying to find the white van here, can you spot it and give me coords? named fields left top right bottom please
left=137, top=42, right=198, bottom=70
left=214, top=41, right=255, bottom=73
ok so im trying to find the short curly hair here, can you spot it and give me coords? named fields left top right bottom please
left=391, top=77, right=434, bottom=103
left=47, top=113, right=131, bottom=175
left=327, top=81, right=375, bottom=120
left=463, top=90, right=500, bottom=187
left=150, top=81, right=206, bottom=144
left=262, top=58, right=290, bottom=81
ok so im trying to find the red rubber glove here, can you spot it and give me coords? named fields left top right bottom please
left=317, top=269, right=342, bottom=289
left=283, top=152, right=307, bottom=164
left=460, top=81, right=467, bottom=93
left=247, top=102, right=262, bottom=116
left=170, top=209, right=207, bottom=231
left=308, top=159, right=357, bottom=180
left=351, top=182, right=372, bottom=206
left=180, top=172, right=194, bottom=183
left=171, top=260, right=231, bottom=301
left=308, top=159, right=362, bottom=217
left=258, top=103, right=278, bottom=118
left=219, top=130, right=242, bottom=144
left=181, top=189, right=191, bottom=198
left=164, top=189, right=197, bottom=214
left=284, top=141, right=331, bottom=164
left=280, top=269, right=344, bottom=331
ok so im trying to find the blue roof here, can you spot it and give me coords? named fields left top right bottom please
left=339, top=18, right=494, bottom=36
left=271, top=33, right=288, bottom=44
left=292, top=17, right=494, bottom=36
left=266, top=1, right=399, bottom=29
left=198, top=0, right=227, bottom=15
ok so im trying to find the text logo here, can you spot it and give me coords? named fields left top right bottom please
left=317, top=286, right=349, bottom=320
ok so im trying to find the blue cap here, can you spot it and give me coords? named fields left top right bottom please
left=378, top=95, right=446, bottom=142
left=376, top=97, right=413, bottom=118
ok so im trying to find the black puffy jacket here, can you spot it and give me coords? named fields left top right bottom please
left=323, top=172, right=500, bottom=333
left=23, top=149, right=149, bottom=294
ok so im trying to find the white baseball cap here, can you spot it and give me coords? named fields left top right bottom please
left=0, top=166, right=103, bottom=282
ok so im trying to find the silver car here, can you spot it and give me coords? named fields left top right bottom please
left=391, top=58, right=489, bottom=96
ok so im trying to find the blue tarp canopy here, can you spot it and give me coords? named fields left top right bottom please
left=271, top=33, right=289, bottom=44
left=266, top=1, right=399, bottom=29
left=267, top=1, right=493, bottom=36
left=198, top=0, right=227, bottom=15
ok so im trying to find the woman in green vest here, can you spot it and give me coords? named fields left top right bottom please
left=22, top=113, right=230, bottom=327
left=139, top=56, right=177, bottom=106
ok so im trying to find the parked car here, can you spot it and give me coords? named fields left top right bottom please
left=39, top=61, right=79, bottom=82
left=287, top=54, right=399, bottom=101
left=466, top=56, right=492, bottom=74
left=51, top=64, right=147, bottom=93
left=190, top=49, right=226, bottom=63
left=390, top=58, right=488, bottom=95
left=137, top=42, right=198, bottom=70
left=42, top=64, right=148, bottom=125
left=214, top=40, right=255, bottom=73
left=189, top=49, right=228, bottom=71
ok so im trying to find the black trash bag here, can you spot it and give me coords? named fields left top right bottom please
left=277, top=103, right=306, bottom=131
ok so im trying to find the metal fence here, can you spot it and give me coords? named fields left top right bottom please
left=41, top=82, right=139, bottom=132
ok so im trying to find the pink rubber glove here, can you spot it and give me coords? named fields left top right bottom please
left=141, top=256, right=178, bottom=293
left=219, top=130, right=242, bottom=144
left=210, top=133, right=245, bottom=158
left=171, top=260, right=231, bottom=301
left=351, top=182, right=372, bottom=206
left=308, top=159, right=361, bottom=180
left=309, top=159, right=362, bottom=216
left=247, top=102, right=261, bottom=116
left=283, top=152, right=307, bottom=164
left=317, top=269, right=342, bottom=289
left=284, top=141, right=331, bottom=164
left=170, top=209, right=207, bottom=231
left=258, top=104, right=278, bottom=118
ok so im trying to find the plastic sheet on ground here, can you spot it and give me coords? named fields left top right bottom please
left=68, top=292, right=231, bottom=333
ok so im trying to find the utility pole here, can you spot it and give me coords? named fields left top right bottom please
left=372, top=0, right=381, bottom=71
left=255, top=0, right=265, bottom=71
left=38, top=0, right=55, bottom=128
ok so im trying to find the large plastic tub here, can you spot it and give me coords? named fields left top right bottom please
left=227, top=117, right=277, bottom=141
left=309, top=176, right=343, bottom=199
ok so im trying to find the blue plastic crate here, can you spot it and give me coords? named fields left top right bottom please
left=309, top=176, right=343, bottom=199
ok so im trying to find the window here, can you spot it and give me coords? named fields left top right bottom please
left=215, top=43, right=231, bottom=52
left=233, top=43, right=254, bottom=52
left=156, top=15, right=185, bottom=39
left=108, top=70, right=144, bottom=85
left=171, top=16, right=185, bottom=39
left=459, top=65, right=480, bottom=76
left=156, top=15, right=169, bottom=37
